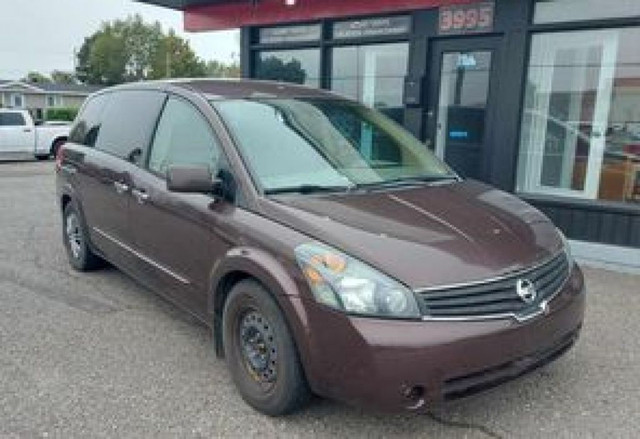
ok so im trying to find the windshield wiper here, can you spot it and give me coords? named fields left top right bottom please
left=264, top=184, right=354, bottom=195
left=357, top=175, right=459, bottom=190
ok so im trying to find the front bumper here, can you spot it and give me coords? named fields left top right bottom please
left=298, top=264, right=585, bottom=412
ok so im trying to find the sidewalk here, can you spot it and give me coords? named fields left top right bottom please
left=571, top=240, right=640, bottom=275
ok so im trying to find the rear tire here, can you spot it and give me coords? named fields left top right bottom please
left=62, top=202, right=103, bottom=271
left=223, top=280, right=310, bottom=416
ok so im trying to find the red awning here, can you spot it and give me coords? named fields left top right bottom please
left=184, top=0, right=480, bottom=31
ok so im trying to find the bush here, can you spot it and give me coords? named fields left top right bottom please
left=45, top=107, right=78, bottom=122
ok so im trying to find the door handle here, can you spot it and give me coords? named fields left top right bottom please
left=113, top=181, right=130, bottom=194
left=132, top=188, right=150, bottom=204
left=23, top=128, right=32, bottom=133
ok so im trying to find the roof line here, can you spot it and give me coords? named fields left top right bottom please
left=0, top=81, right=45, bottom=92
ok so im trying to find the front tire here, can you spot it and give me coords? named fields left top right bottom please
left=223, top=280, right=310, bottom=416
left=62, top=203, right=103, bottom=271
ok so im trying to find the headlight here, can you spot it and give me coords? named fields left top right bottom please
left=294, top=242, right=421, bottom=319
left=556, top=228, right=574, bottom=267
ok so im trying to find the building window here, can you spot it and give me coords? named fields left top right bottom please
left=331, top=42, right=409, bottom=122
left=10, top=93, right=24, bottom=108
left=517, top=27, right=640, bottom=204
left=255, top=49, right=321, bottom=87
left=534, top=0, right=640, bottom=24
left=47, top=95, right=63, bottom=107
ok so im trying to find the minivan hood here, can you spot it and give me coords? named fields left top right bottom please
left=258, top=180, right=563, bottom=290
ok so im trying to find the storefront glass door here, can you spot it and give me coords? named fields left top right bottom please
left=428, top=38, right=501, bottom=180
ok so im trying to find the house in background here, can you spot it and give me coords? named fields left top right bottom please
left=0, top=80, right=101, bottom=121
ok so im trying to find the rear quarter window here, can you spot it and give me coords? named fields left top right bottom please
left=69, top=93, right=111, bottom=147
left=94, top=90, right=166, bottom=160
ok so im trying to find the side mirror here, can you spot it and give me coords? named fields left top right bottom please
left=166, top=165, right=222, bottom=195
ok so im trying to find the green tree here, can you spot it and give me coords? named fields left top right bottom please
left=76, top=28, right=127, bottom=85
left=76, top=14, right=206, bottom=85
left=50, top=70, right=77, bottom=84
left=256, top=57, right=306, bottom=84
left=23, top=71, right=51, bottom=84
left=116, top=15, right=164, bottom=80
left=88, top=26, right=128, bottom=85
left=150, top=30, right=206, bottom=79
left=205, top=60, right=240, bottom=78
left=75, top=34, right=99, bottom=84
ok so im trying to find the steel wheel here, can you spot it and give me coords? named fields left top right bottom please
left=238, top=309, right=278, bottom=388
left=65, top=212, right=83, bottom=259
left=223, top=280, right=310, bottom=416
left=62, top=202, right=103, bottom=271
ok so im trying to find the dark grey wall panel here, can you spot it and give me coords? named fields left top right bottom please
left=630, top=217, right=640, bottom=246
left=526, top=197, right=640, bottom=249
left=586, top=211, right=601, bottom=241
left=570, top=209, right=587, bottom=241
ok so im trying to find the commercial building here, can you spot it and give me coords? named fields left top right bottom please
left=142, top=0, right=640, bottom=257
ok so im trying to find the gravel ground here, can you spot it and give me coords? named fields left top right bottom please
left=1, top=161, right=639, bottom=438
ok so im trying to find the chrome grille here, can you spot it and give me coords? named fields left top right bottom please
left=417, top=252, right=570, bottom=320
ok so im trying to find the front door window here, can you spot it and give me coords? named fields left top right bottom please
left=148, top=96, right=221, bottom=176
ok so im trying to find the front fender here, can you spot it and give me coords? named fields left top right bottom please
left=209, top=246, right=304, bottom=306
left=208, top=246, right=315, bottom=370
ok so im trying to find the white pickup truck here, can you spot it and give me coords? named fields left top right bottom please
left=0, top=109, right=70, bottom=160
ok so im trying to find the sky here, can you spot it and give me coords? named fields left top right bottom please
left=0, top=0, right=239, bottom=80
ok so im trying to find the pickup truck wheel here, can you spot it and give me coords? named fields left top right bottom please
left=62, top=203, right=103, bottom=271
left=223, top=280, right=310, bottom=416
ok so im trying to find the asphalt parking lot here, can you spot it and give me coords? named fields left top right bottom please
left=1, top=161, right=639, bottom=438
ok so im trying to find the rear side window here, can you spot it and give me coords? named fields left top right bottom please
left=0, top=112, right=26, bottom=126
left=148, top=97, right=221, bottom=176
left=95, top=90, right=166, bottom=160
left=69, top=93, right=110, bottom=147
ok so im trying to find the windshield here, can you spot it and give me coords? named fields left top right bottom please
left=212, top=98, right=456, bottom=193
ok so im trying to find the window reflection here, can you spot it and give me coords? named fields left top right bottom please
left=331, top=43, right=409, bottom=123
left=255, top=49, right=320, bottom=87
left=517, top=28, right=640, bottom=204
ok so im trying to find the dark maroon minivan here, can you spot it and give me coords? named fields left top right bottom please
left=56, top=80, right=585, bottom=416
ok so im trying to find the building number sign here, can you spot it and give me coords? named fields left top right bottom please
left=439, top=2, right=495, bottom=35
